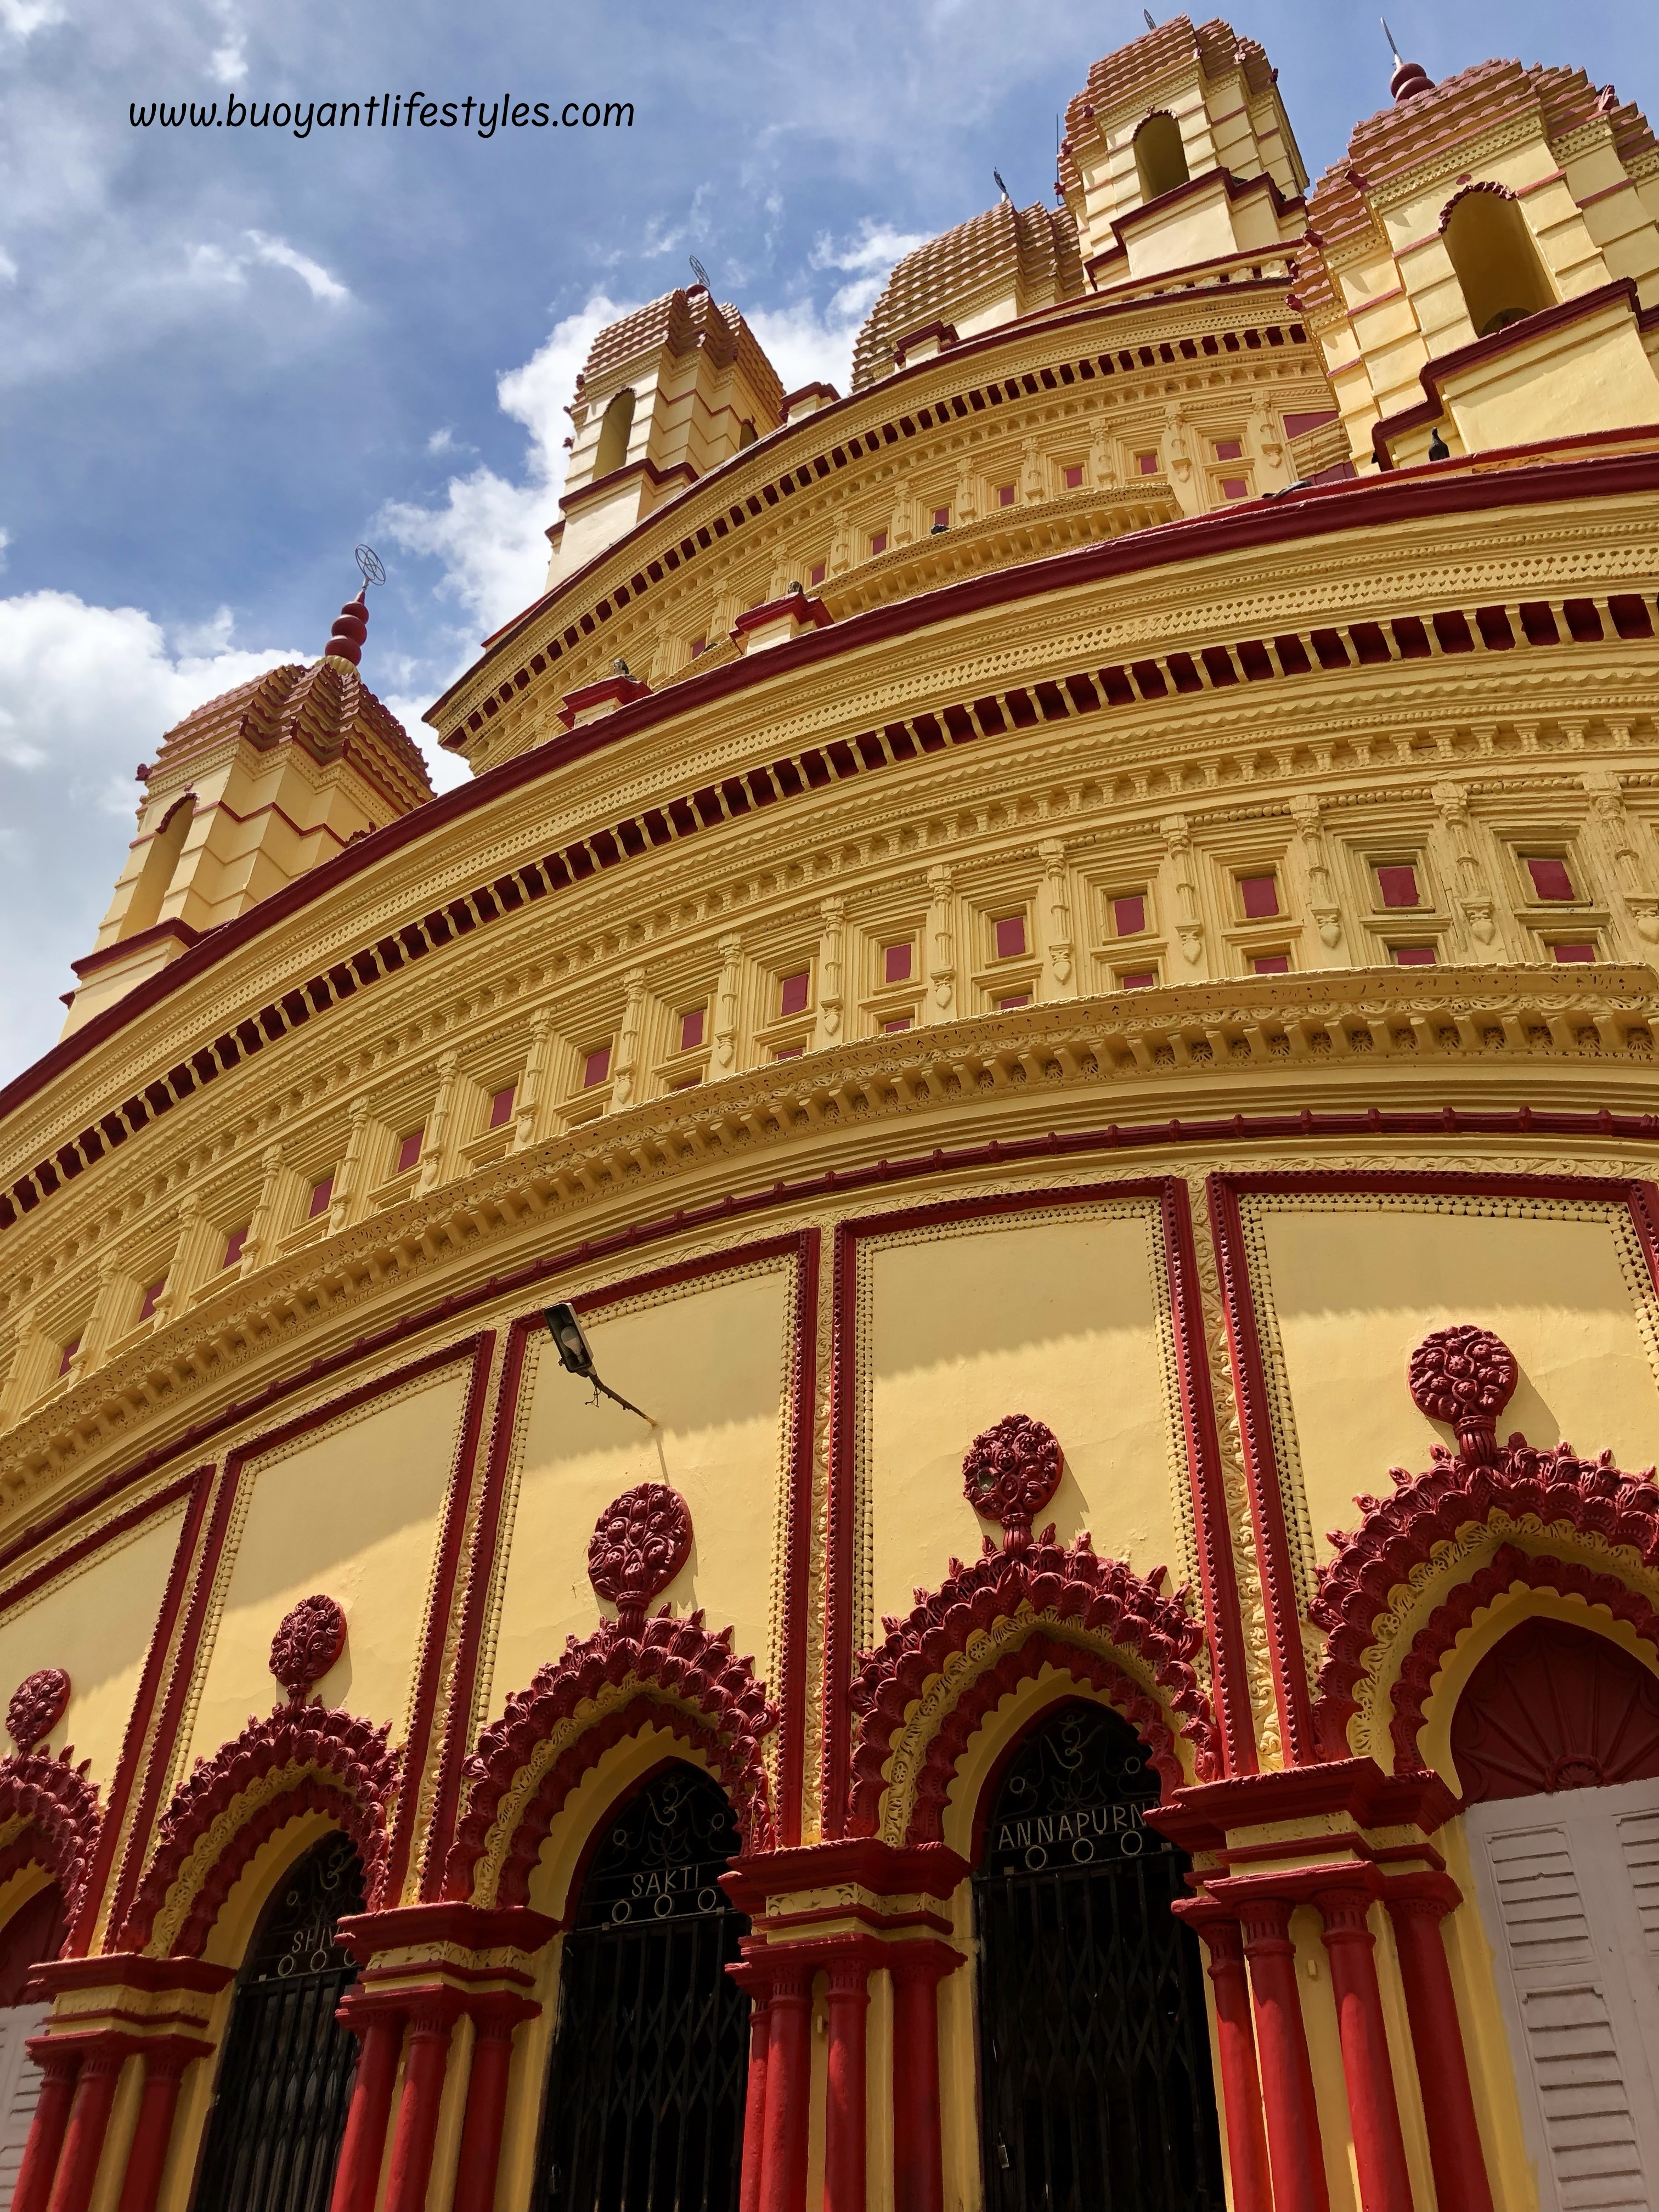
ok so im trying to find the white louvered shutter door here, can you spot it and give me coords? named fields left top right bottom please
left=1466, top=1780, right=1659, bottom=2211
left=0, top=2000, right=48, bottom=2201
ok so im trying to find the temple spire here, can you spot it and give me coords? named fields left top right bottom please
left=1381, top=18, right=1432, bottom=102
left=323, top=591, right=369, bottom=667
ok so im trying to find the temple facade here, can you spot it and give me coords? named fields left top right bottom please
left=1, top=15, right=1658, bottom=2211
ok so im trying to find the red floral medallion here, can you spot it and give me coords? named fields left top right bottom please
left=589, top=1483, right=693, bottom=1633
left=269, top=1595, right=348, bottom=1701
left=1408, top=1324, right=1518, bottom=1462
left=962, top=1414, right=1064, bottom=1551
left=7, top=1669, right=70, bottom=1758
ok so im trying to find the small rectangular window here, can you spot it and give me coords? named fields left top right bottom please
left=690, top=636, right=707, bottom=658
left=1526, top=855, right=1575, bottom=901
left=583, top=1044, right=612, bottom=1088
left=1376, top=864, right=1419, bottom=909
left=779, top=969, right=811, bottom=1017
left=138, top=1279, right=166, bottom=1323
left=883, top=943, right=913, bottom=985
left=932, top=506, right=950, bottom=531
left=1120, top=969, right=1158, bottom=990
left=223, top=1224, right=249, bottom=1270
left=870, top=531, right=888, bottom=557
left=58, top=1337, right=81, bottom=1378
left=1137, top=450, right=1160, bottom=475
left=997, top=992, right=1030, bottom=1011
left=1063, top=464, right=1084, bottom=490
left=396, top=1129, right=424, bottom=1173
left=1551, top=940, right=1596, bottom=963
left=998, top=483, right=1017, bottom=507
left=308, top=1174, right=334, bottom=1219
left=881, top=1015, right=912, bottom=1034
left=669, top=1073, right=700, bottom=1092
left=772, top=1043, right=804, bottom=1062
left=488, top=1084, right=516, bottom=1129
left=809, top=562, right=826, bottom=587
left=1251, top=953, right=1290, bottom=975
left=1220, top=477, right=1248, bottom=501
left=1240, top=873, right=1279, bottom=919
left=679, top=1006, right=706, bottom=1053
left=994, top=914, right=1028, bottom=961
left=1214, top=438, right=1243, bottom=461
left=1111, top=893, right=1146, bottom=938
left=1392, top=945, right=1436, bottom=966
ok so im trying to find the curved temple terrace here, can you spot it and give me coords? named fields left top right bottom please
left=4, top=14, right=1659, bottom=2212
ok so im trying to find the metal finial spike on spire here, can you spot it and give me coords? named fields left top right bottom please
left=354, top=544, right=385, bottom=590
left=689, top=253, right=710, bottom=291
left=1144, top=8, right=1156, bottom=27
left=993, top=168, right=1011, bottom=205
left=1381, top=16, right=1402, bottom=64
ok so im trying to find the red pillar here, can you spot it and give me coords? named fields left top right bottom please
left=453, top=1997, right=537, bottom=2212
left=1384, top=1878, right=1494, bottom=2212
left=383, top=2000, right=459, bottom=2212
left=730, top=1965, right=774, bottom=2212
left=823, top=1949, right=872, bottom=2212
left=888, top=1942, right=958, bottom=2212
left=329, top=2006, right=406, bottom=2212
left=12, top=2045, right=81, bottom=2212
left=1238, top=1897, right=1330, bottom=2212
left=1314, top=1885, right=1417, bottom=2212
left=759, top=1961, right=811, bottom=2212
left=115, top=2044, right=201, bottom=2212
left=45, top=2048, right=126, bottom=2212
left=1186, top=1913, right=1273, bottom=2212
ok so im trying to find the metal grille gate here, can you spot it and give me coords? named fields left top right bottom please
left=973, top=1702, right=1224, bottom=2212
left=538, top=1766, right=749, bottom=2212
left=193, top=1834, right=364, bottom=2212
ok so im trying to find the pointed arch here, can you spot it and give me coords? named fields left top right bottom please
left=117, top=1702, right=398, bottom=1957
left=847, top=1532, right=1217, bottom=1847
left=1133, top=111, right=1188, bottom=202
left=442, top=1609, right=778, bottom=1910
left=0, top=1752, right=100, bottom=1927
left=120, top=793, right=196, bottom=940
left=593, top=388, right=636, bottom=478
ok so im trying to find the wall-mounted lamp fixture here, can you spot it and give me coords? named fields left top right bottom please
left=543, top=1304, right=657, bottom=1426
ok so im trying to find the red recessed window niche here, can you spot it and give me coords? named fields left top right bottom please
left=869, top=531, right=888, bottom=557
left=1063, top=464, right=1084, bottom=490
left=138, top=1279, right=166, bottom=1323
left=779, top=969, right=811, bottom=1018
left=772, top=1043, right=804, bottom=1062
left=883, top=942, right=913, bottom=985
left=1120, top=969, right=1158, bottom=990
left=583, top=1044, right=612, bottom=1088
left=223, top=1224, right=250, bottom=1270
left=809, top=562, right=826, bottom=587
left=998, top=483, right=1017, bottom=507
left=1137, top=450, right=1160, bottom=476
left=1526, top=855, right=1576, bottom=901
left=1251, top=953, right=1290, bottom=975
left=881, top=1016, right=912, bottom=1034
left=396, top=1128, right=424, bottom=1174
left=1393, top=945, right=1437, bottom=966
left=997, top=992, right=1030, bottom=1011
left=488, top=1084, right=516, bottom=1129
left=994, top=913, right=1028, bottom=961
left=1377, top=864, right=1420, bottom=909
left=1213, top=438, right=1243, bottom=461
left=308, top=1174, right=334, bottom=1219
left=680, top=1006, right=706, bottom=1053
left=1552, top=941, right=1596, bottom=963
left=1220, top=477, right=1248, bottom=501
left=932, top=506, right=950, bottom=530
left=57, top=1337, right=80, bottom=1378
left=1239, top=873, right=1279, bottom=919
left=1111, top=893, right=1146, bottom=937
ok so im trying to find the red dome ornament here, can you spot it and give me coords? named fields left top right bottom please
left=6, top=1669, right=70, bottom=1757
left=269, top=1595, right=348, bottom=1701
left=1408, top=1325, right=1519, bottom=1463
left=962, top=1414, right=1064, bottom=1553
left=589, top=1483, right=693, bottom=1635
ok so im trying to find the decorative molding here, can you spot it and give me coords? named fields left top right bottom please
left=961, top=1416, right=1064, bottom=1551
left=7, top=1671, right=70, bottom=1757
left=442, top=1611, right=779, bottom=1909
left=1407, top=1324, right=1518, bottom=1461
left=0, top=1751, right=101, bottom=1921
left=268, top=1599, right=347, bottom=1701
left=588, top=1485, right=694, bottom=1635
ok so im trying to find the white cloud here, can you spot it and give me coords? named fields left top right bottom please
left=244, top=230, right=349, bottom=304
left=0, top=0, right=65, bottom=37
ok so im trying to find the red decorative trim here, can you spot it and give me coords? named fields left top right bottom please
left=961, top=1416, right=1063, bottom=1549
left=268, top=1598, right=347, bottom=1700
left=336, top=1901, right=557, bottom=1961
left=1437, top=177, right=1515, bottom=230
left=721, top=1837, right=968, bottom=1914
left=1148, top=1756, right=1458, bottom=1853
left=0, top=1754, right=101, bottom=1923
left=848, top=1535, right=1213, bottom=1838
left=779, top=1230, right=819, bottom=1847
left=0, top=1467, right=201, bottom=1625
left=7, top=1673, right=71, bottom=1757
left=729, top=594, right=833, bottom=641
left=589, top=1484, right=694, bottom=1633
left=1388, top=1544, right=1659, bottom=1774
left=1407, top=1324, right=1517, bottom=1461
left=117, top=1702, right=398, bottom=1955
left=443, top=1615, right=777, bottom=1905
left=557, top=673, right=652, bottom=730
left=1309, top=1438, right=1659, bottom=1758
left=69, top=918, right=201, bottom=982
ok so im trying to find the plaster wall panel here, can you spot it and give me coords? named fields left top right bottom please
left=0, top=1504, right=183, bottom=1787
left=488, top=1261, right=794, bottom=1718
left=184, top=1363, right=471, bottom=1764
left=860, top=1205, right=1188, bottom=1639
left=1248, top=1199, right=1659, bottom=1590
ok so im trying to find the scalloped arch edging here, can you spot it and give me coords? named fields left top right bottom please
left=443, top=1610, right=778, bottom=1910
left=119, top=1702, right=398, bottom=1957
left=847, top=1531, right=1215, bottom=1838
left=1309, top=1438, right=1659, bottom=1758
left=0, top=1751, right=101, bottom=1923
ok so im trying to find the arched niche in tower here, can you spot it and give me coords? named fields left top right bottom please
left=1441, top=187, right=1555, bottom=340
left=1133, top=112, right=1189, bottom=204
left=592, top=387, right=636, bottom=479
left=120, top=794, right=194, bottom=940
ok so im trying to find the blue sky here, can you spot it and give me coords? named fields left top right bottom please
left=0, top=0, right=1647, bottom=1082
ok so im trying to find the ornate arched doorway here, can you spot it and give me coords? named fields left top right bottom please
left=973, top=1700, right=1223, bottom=2212
left=0, top=1883, right=64, bottom=2195
left=193, top=1832, right=365, bottom=2212
left=1455, top=1618, right=1659, bottom=2210
left=536, top=1763, right=751, bottom=2212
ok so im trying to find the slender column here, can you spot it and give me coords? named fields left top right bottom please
left=1385, top=1880, right=1495, bottom=2212
left=823, top=1951, right=872, bottom=2212
left=1189, top=1915, right=1273, bottom=2212
left=1314, top=1886, right=1417, bottom=2212
left=1239, top=1897, right=1329, bottom=2212
left=759, top=1962, right=812, bottom=2212
left=888, top=1943, right=958, bottom=2212
left=383, top=2002, right=459, bottom=2212
left=732, top=1968, right=774, bottom=2212
left=46, top=2050, right=126, bottom=2212
left=13, top=2046, right=81, bottom=2212
left=453, top=2000, right=537, bottom=2212
left=115, top=2046, right=198, bottom=2212
left=329, top=2008, right=407, bottom=2212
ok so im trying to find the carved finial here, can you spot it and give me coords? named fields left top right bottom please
left=1381, top=19, right=1432, bottom=102
left=7, top=1668, right=70, bottom=1756
left=588, top=1482, right=693, bottom=1637
left=1408, top=1325, right=1519, bottom=1463
left=269, top=1596, right=347, bottom=1701
left=962, top=1413, right=1064, bottom=1555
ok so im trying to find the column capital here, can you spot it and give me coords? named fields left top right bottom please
left=1381, top=1867, right=1462, bottom=1922
left=465, top=1992, right=539, bottom=2040
left=882, top=1937, right=963, bottom=1990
